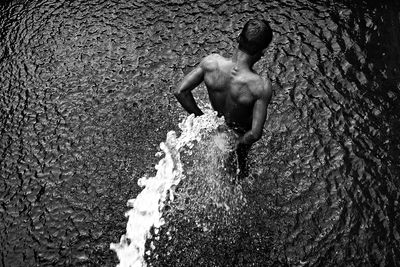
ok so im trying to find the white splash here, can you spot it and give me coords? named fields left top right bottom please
left=110, top=110, right=225, bottom=267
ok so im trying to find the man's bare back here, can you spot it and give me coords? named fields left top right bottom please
left=201, top=53, right=271, bottom=134
left=174, top=52, right=272, bottom=146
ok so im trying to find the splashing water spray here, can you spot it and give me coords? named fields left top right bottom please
left=110, top=110, right=226, bottom=267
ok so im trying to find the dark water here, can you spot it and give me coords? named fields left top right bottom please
left=1, top=0, right=399, bottom=266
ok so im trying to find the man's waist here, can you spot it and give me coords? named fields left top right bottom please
left=226, top=121, right=249, bottom=135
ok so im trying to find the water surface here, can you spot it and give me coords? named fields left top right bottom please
left=0, top=0, right=399, bottom=266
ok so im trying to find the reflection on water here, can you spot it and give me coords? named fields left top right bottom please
left=0, top=0, right=399, bottom=266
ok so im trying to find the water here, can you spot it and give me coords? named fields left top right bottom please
left=1, top=0, right=399, bottom=266
left=110, top=110, right=231, bottom=266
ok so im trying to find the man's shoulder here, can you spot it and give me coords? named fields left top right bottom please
left=251, top=75, right=272, bottom=100
left=200, top=53, right=229, bottom=71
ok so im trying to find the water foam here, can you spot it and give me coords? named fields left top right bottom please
left=110, top=110, right=225, bottom=267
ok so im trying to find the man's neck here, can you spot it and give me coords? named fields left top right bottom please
left=233, top=50, right=258, bottom=69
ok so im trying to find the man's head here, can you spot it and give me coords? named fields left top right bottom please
left=238, top=19, right=273, bottom=56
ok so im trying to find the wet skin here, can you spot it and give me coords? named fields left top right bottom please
left=174, top=52, right=272, bottom=146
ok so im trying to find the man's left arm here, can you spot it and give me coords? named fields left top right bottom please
left=238, top=81, right=272, bottom=145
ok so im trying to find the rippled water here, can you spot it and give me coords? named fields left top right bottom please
left=1, top=0, right=399, bottom=266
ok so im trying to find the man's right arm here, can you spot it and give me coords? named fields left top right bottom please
left=174, top=64, right=205, bottom=116
left=237, top=79, right=272, bottom=145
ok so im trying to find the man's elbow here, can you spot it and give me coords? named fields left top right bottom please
left=174, top=83, right=189, bottom=98
left=174, top=88, right=182, bottom=97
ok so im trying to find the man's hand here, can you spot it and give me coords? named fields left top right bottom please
left=237, top=131, right=258, bottom=146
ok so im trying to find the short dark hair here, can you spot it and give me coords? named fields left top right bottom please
left=238, top=19, right=273, bottom=55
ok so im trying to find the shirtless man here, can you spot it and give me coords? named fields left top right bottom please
left=174, top=19, right=273, bottom=177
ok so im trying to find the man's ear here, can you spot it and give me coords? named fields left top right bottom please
left=236, top=34, right=242, bottom=43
